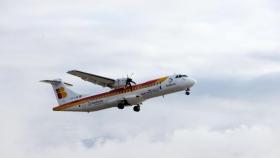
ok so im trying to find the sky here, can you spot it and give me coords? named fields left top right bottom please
left=0, top=0, right=280, bottom=157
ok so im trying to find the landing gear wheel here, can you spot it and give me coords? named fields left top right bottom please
left=117, top=103, right=125, bottom=109
left=133, top=105, right=140, bottom=112
left=185, top=91, right=190, bottom=95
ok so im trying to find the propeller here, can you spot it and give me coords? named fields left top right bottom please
left=126, top=75, right=136, bottom=91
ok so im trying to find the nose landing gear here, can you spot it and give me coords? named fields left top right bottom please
left=185, top=88, right=190, bottom=95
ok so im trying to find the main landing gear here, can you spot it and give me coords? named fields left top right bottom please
left=117, top=99, right=129, bottom=109
left=185, top=88, right=191, bottom=95
left=117, top=100, right=141, bottom=112
left=117, top=103, right=125, bottom=109
left=118, top=104, right=141, bottom=112
left=133, top=105, right=140, bottom=112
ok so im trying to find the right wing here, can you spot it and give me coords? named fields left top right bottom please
left=67, top=70, right=116, bottom=88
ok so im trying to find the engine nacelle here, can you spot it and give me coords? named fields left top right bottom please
left=112, top=78, right=127, bottom=89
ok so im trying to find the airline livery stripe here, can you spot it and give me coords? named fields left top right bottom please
left=53, top=77, right=168, bottom=111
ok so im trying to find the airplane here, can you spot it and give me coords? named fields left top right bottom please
left=41, top=70, right=196, bottom=112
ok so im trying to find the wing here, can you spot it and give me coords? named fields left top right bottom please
left=67, top=70, right=115, bottom=88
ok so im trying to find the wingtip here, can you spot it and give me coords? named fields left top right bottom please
left=40, top=80, right=49, bottom=83
left=67, top=70, right=74, bottom=73
left=67, top=70, right=81, bottom=74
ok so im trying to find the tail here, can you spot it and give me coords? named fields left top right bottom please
left=41, top=79, right=82, bottom=105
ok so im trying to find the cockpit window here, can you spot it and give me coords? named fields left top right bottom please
left=175, top=74, right=188, bottom=78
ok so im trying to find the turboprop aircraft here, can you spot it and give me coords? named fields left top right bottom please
left=41, top=70, right=196, bottom=112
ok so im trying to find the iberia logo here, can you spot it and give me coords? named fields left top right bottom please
left=56, top=87, right=67, bottom=99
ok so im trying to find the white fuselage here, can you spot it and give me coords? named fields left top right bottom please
left=53, top=75, right=196, bottom=112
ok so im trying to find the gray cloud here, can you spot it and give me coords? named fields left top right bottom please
left=193, top=72, right=280, bottom=100
left=251, top=51, right=280, bottom=62
left=9, top=126, right=280, bottom=158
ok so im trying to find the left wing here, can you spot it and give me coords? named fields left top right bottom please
left=67, top=70, right=115, bottom=88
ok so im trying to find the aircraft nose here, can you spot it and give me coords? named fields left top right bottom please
left=188, top=77, right=196, bottom=87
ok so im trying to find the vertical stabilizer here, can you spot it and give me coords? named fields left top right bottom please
left=41, top=79, right=81, bottom=105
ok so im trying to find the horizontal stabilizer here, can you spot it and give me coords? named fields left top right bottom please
left=40, top=79, right=73, bottom=86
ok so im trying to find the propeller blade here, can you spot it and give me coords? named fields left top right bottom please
left=125, top=76, right=136, bottom=90
left=129, top=82, right=133, bottom=91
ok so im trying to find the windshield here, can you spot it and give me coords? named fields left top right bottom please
left=175, top=74, right=188, bottom=78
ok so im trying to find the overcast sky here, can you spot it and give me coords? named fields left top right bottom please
left=1, top=0, right=280, bottom=157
